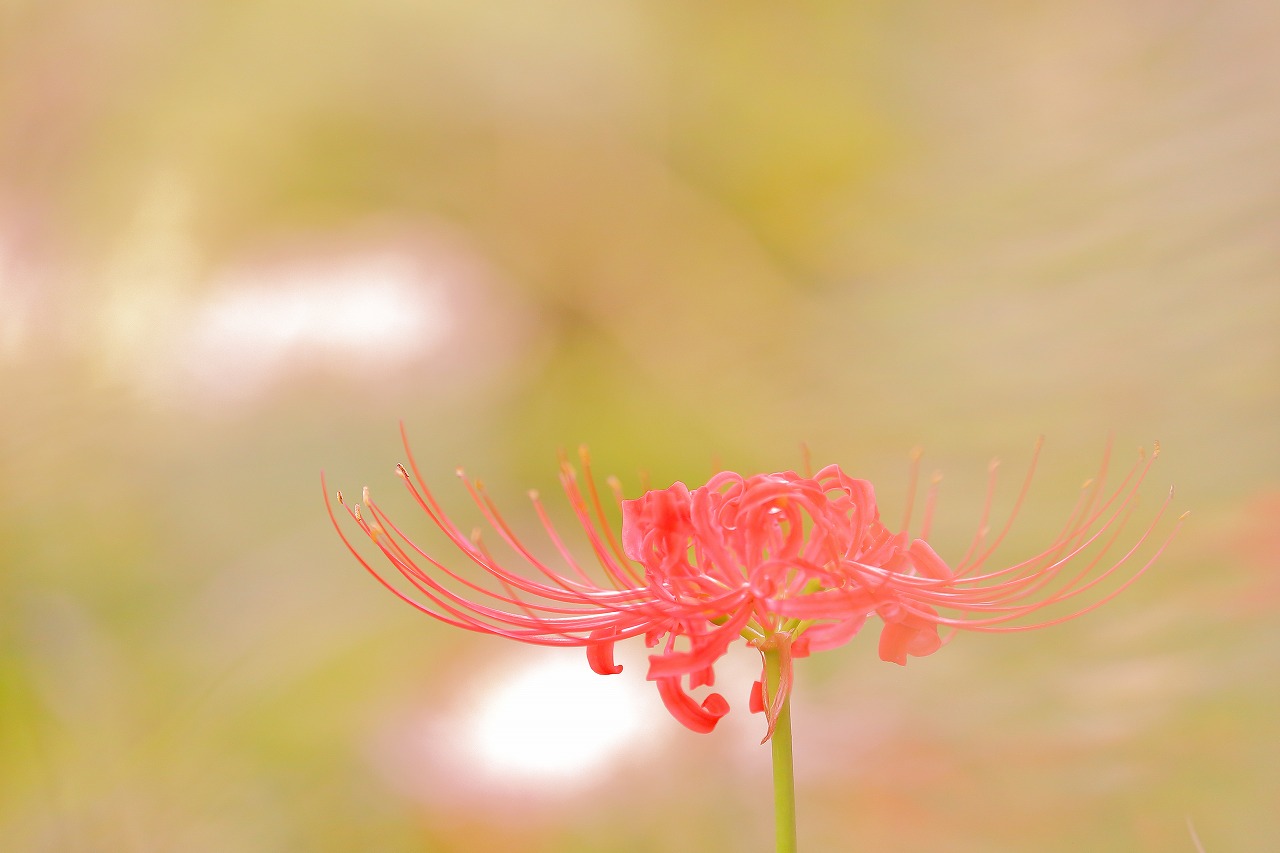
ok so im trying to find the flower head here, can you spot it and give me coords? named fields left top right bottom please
left=328, top=429, right=1183, bottom=739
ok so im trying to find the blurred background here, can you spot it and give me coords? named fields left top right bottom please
left=2, top=1, right=1277, bottom=851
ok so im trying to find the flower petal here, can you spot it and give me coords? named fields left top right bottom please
left=655, top=676, right=730, bottom=734
left=799, top=613, right=869, bottom=653
left=586, top=627, right=624, bottom=675
left=877, top=603, right=943, bottom=665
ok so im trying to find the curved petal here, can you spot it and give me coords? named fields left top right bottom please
left=877, top=603, right=943, bottom=665
left=586, top=627, right=624, bottom=675
left=655, top=676, right=730, bottom=734
left=799, top=613, right=869, bottom=653
left=645, top=607, right=752, bottom=681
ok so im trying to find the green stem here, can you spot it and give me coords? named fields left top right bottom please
left=765, top=645, right=798, bottom=853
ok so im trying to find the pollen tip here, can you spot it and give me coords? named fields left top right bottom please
left=910, top=446, right=924, bottom=462
left=362, top=486, right=371, bottom=505
left=606, top=475, right=621, bottom=488
left=988, top=457, right=1000, bottom=473
left=455, top=467, right=465, bottom=478
left=1153, top=439, right=1162, bottom=458
left=1034, top=434, right=1045, bottom=449
left=930, top=470, right=943, bottom=484
left=395, top=463, right=408, bottom=479
left=528, top=488, right=540, bottom=501
left=353, top=504, right=363, bottom=521
left=470, top=527, right=483, bottom=545
left=1138, top=446, right=1147, bottom=461
left=1179, top=509, right=1191, bottom=521
left=578, top=444, right=591, bottom=463
left=1081, top=477, right=1094, bottom=490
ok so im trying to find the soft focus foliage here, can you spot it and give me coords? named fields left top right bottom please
left=2, top=1, right=1278, bottom=851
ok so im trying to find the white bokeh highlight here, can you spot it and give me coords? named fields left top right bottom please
left=178, top=253, right=450, bottom=402
left=463, top=653, right=648, bottom=782
left=371, top=647, right=678, bottom=810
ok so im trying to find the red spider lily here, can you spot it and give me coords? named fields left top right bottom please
left=327, top=429, right=1184, bottom=740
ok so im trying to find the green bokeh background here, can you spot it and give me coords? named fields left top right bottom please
left=2, top=2, right=1277, bottom=851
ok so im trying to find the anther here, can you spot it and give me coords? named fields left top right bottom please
left=362, top=486, right=371, bottom=505
left=1153, top=440, right=1162, bottom=458
left=395, top=463, right=409, bottom=479
left=336, top=490, right=345, bottom=504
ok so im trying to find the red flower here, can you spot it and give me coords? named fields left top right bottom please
left=328, top=431, right=1183, bottom=739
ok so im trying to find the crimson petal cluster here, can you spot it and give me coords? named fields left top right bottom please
left=327, top=430, right=1182, bottom=738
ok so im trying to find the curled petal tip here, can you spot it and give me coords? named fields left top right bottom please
left=587, top=629, right=624, bottom=675
left=656, top=677, right=730, bottom=734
